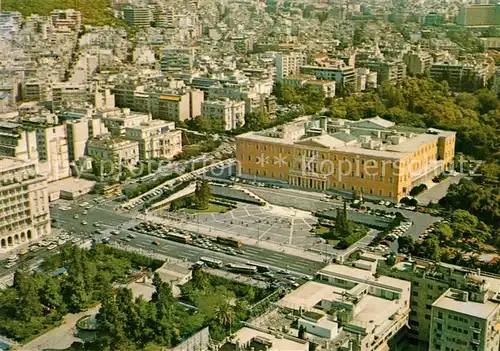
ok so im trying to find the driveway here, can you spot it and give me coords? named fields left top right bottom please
left=416, top=174, right=466, bottom=205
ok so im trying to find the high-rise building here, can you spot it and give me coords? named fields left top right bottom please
left=276, top=52, right=307, bottom=81
left=430, top=60, right=495, bottom=92
left=123, top=5, right=152, bottom=28
left=0, top=157, right=50, bottom=253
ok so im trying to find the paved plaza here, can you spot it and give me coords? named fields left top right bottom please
left=165, top=204, right=339, bottom=254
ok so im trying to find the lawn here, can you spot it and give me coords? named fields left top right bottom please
left=182, top=203, right=231, bottom=214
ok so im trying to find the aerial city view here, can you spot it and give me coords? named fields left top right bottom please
left=0, top=0, right=499, bottom=349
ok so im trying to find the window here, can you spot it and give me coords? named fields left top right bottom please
left=427, top=295, right=433, bottom=300
left=428, top=284, right=433, bottom=289
left=425, top=314, right=431, bottom=320
left=412, top=291, right=419, bottom=297
left=426, top=304, right=431, bottom=310
left=438, top=312, right=443, bottom=319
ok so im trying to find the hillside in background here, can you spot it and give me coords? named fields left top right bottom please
left=2, top=0, right=121, bottom=26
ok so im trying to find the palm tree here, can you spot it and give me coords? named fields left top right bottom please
left=214, top=302, right=235, bottom=333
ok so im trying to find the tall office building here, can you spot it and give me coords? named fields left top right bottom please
left=0, top=157, right=50, bottom=253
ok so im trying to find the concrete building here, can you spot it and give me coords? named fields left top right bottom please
left=123, top=5, right=152, bottom=28
left=429, top=288, right=500, bottom=351
left=65, top=118, right=109, bottom=162
left=99, top=108, right=151, bottom=137
left=235, top=116, right=455, bottom=201
left=125, top=120, right=182, bottom=160
left=87, top=137, right=139, bottom=168
left=112, top=85, right=204, bottom=122
left=34, top=124, right=71, bottom=182
left=430, top=60, right=495, bottom=92
left=0, top=121, right=71, bottom=183
left=0, top=157, right=50, bottom=253
left=51, top=83, right=88, bottom=108
left=457, top=4, right=499, bottom=27
left=276, top=52, right=307, bottom=81
left=365, top=60, right=407, bottom=85
left=160, top=47, right=195, bottom=73
left=300, top=65, right=357, bottom=92
left=201, top=99, right=246, bottom=131
left=278, top=263, right=411, bottom=350
left=21, top=80, right=48, bottom=102
left=404, top=51, right=433, bottom=76
left=50, top=9, right=82, bottom=30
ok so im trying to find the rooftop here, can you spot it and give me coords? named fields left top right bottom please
left=0, top=156, right=34, bottom=171
left=433, top=288, right=500, bottom=319
left=224, top=327, right=308, bottom=351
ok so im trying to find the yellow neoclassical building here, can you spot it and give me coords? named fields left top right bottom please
left=235, top=117, right=455, bottom=201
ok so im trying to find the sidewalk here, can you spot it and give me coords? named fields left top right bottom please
left=21, top=305, right=101, bottom=351
left=146, top=214, right=329, bottom=263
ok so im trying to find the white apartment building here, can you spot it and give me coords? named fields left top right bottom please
left=65, top=118, right=109, bottom=161
left=276, top=52, right=308, bottom=81
left=87, top=137, right=139, bottom=168
left=35, top=124, right=71, bottom=182
left=0, top=157, right=50, bottom=253
left=112, top=84, right=204, bottom=122
left=0, top=121, right=70, bottom=182
left=429, top=288, right=500, bottom=351
left=125, top=120, right=182, bottom=160
left=201, top=99, right=246, bottom=131
left=99, top=108, right=151, bottom=137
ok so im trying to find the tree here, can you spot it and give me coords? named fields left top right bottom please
left=14, top=271, right=43, bottom=321
left=194, top=180, right=211, bottom=209
left=451, top=209, right=478, bottom=238
left=40, top=278, right=64, bottom=311
left=397, top=235, right=415, bottom=253
left=435, top=223, right=453, bottom=242
left=95, top=282, right=128, bottom=350
left=335, top=201, right=353, bottom=237
left=417, top=236, right=441, bottom=261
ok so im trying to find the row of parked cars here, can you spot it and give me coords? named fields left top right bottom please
left=3, top=233, right=82, bottom=269
left=376, top=221, right=413, bottom=252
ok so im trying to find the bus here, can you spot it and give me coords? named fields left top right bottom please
left=200, top=257, right=223, bottom=268
left=165, top=232, right=192, bottom=244
left=246, top=261, right=270, bottom=273
left=217, top=236, right=242, bottom=248
left=226, top=263, right=257, bottom=274
left=139, top=175, right=155, bottom=183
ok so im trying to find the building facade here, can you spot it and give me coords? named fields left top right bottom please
left=87, top=137, right=139, bottom=168
left=379, top=257, right=500, bottom=351
left=276, top=52, right=307, bottom=81
left=125, top=120, right=182, bottom=160
left=201, top=99, right=246, bottom=130
left=0, top=157, right=50, bottom=253
left=235, top=117, right=455, bottom=201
